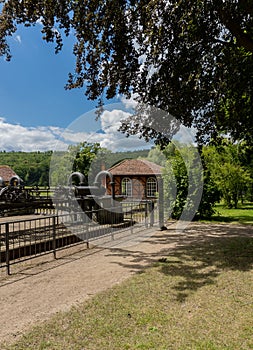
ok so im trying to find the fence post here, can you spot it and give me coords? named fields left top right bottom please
left=130, top=203, right=134, bottom=234
left=145, top=201, right=148, bottom=228
left=52, top=216, right=56, bottom=259
left=158, top=177, right=165, bottom=229
left=5, top=223, right=10, bottom=275
left=110, top=208, right=115, bottom=241
left=149, top=201, right=154, bottom=227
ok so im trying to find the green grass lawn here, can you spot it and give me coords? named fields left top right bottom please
left=209, top=202, right=253, bottom=225
left=2, top=222, right=253, bottom=350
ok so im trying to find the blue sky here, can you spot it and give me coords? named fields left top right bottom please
left=0, top=24, right=100, bottom=127
left=0, top=23, right=156, bottom=152
left=0, top=22, right=195, bottom=153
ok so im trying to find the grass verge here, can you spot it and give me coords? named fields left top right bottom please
left=2, top=228, right=253, bottom=350
left=205, top=202, right=253, bottom=225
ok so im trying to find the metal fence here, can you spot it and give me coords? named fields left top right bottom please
left=0, top=200, right=159, bottom=275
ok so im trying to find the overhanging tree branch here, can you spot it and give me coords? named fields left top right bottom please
left=218, top=7, right=253, bottom=53
left=0, top=0, right=253, bottom=145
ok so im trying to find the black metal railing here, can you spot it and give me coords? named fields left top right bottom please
left=0, top=200, right=159, bottom=275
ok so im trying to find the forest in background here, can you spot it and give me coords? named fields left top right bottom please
left=0, top=149, right=150, bottom=187
left=1, top=139, right=252, bottom=219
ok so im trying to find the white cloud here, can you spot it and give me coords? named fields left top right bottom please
left=100, top=109, right=130, bottom=133
left=60, top=108, right=152, bottom=152
left=15, top=35, right=22, bottom=44
left=0, top=103, right=197, bottom=153
left=96, top=109, right=149, bottom=150
left=173, top=125, right=197, bottom=145
left=120, top=94, right=139, bottom=110
left=0, top=110, right=152, bottom=153
left=36, top=17, right=43, bottom=26
left=0, top=118, right=67, bottom=152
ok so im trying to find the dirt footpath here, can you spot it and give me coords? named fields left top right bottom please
left=0, top=222, right=252, bottom=346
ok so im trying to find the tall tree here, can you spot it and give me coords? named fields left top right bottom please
left=202, top=140, right=252, bottom=208
left=162, top=143, right=211, bottom=220
left=1, top=0, right=253, bottom=144
left=50, top=142, right=102, bottom=186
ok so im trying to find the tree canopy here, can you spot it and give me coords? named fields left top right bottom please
left=1, top=0, right=253, bottom=145
left=202, top=140, right=253, bottom=208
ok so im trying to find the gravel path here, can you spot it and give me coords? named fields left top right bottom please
left=0, top=221, right=252, bottom=346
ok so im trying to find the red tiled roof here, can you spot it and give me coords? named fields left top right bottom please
left=108, top=159, right=162, bottom=176
left=0, top=165, right=17, bottom=182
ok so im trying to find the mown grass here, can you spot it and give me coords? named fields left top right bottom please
left=206, top=202, right=253, bottom=225
left=2, top=227, right=253, bottom=350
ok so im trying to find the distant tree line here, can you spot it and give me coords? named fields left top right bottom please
left=0, top=147, right=150, bottom=187
left=1, top=139, right=252, bottom=219
left=0, top=150, right=53, bottom=186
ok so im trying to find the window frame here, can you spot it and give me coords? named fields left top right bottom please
left=146, top=177, right=157, bottom=198
left=121, top=177, right=132, bottom=197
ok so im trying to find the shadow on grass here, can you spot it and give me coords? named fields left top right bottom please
left=107, top=223, right=253, bottom=302
left=210, top=203, right=253, bottom=225
left=158, top=234, right=253, bottom=302
left=210, top=214, right=253, bottom=224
